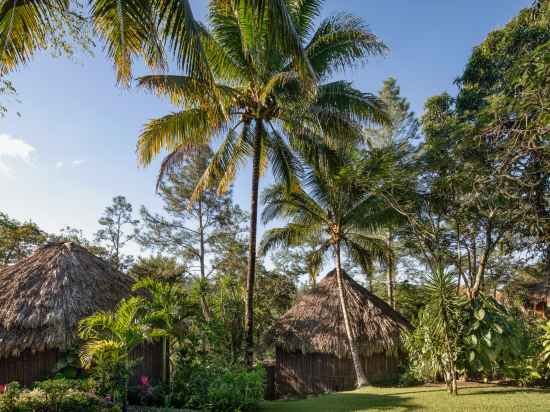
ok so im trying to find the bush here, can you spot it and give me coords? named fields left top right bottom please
left=206, top=367, right=265, bottom=411
left=127, top=376, right=167, bottom=407
left=169, top=357, right=265, bottom=411
left=0, top=379, right=120, bottom=412
left=0, top=383, right=22, bottom=412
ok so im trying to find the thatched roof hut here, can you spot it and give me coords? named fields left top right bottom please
left=269, top=269, right=410, bottom=397
left=0, top=242, right=163, bottom=386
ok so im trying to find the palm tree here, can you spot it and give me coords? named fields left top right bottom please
left=79, top=296, right=165, bottom=411
left=132, top=277, right=195, bottom=381
left=260, top=157, right=390, bottom=387
left=0, top=0, right=310, bottom=84
left=136, top=0, right=388, bottom=367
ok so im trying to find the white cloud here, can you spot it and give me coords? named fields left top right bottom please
left=56, top=161, right=64, bottom=168
left=71, top=159, right=85, bottom=166
left=0, top=133, right=35, bottom=176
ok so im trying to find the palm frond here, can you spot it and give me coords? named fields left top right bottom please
left=191, top=122, right=251, bottom=203
left=306, top=12, right=387, bottom=78
left=92, top=0, right=166, bottom=85
left=265, top=125, right=302, bottom=189
left=136, top=74, right=238, bottom=108
left=0, top=0, right=66, bottom=74
left=259, top=224, right=318, bottom=254
left=288, top=0, right=323, bottom=39
left=155, top=0, right=212, bottom=82
left=137, top=108, right=224, bottom=166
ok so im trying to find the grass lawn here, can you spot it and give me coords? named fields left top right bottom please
left=261, top=384, right=550, bottom=412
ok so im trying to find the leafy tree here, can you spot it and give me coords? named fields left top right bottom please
left=260, top=158, right=389, bottom=387
left=364, top=78, right=419, bottom=307
left=95, top=196, right=138, bottom=271
left=455, top=0, right=550, bottom=287
left=128, top=254, right=186, bottom=283
left=268, top=245, right=317, bottom=287
left=0, top=211, right=46, bottom=266
left=382, top=93, right=518, bottom=300
left=136, top=1, right=388, bottom=366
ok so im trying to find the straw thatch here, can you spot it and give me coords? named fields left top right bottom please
left=270, top=269, right=410, bottom=359
left=0, top=242, right=133, bottom=358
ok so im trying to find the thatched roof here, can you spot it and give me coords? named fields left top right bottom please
left=0, top=242, right=133, bottom=358
left=270, top=269, right=411, bottom=358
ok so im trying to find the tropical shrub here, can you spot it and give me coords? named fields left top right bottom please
left=169, top=355, right=265, bottom=411
left=127, top=376, right=167, bottom=407
left=206, top=367, right=265, bottom=411
left=404, top=270, right=462, bottom=394
left=460, top=294, right=525, bottom=377
left=0, top=379, right=120, bottom=412
left=0, top=383, right=21, bottom=412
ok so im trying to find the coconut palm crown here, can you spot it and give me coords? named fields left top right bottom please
left=136, top=0, right=388, bottom=366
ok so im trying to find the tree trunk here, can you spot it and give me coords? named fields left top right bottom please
left=197, top=199, right=212, bottom=321
left=441, top=302, right=458, bottom=395
left=386, top=231, right=395, bottom=309
left=334, top=241, right=369, bottom=387
left=244, top=120, right=263, bottom=368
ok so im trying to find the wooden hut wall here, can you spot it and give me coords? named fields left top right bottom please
left=274, top=348, right=399, bottom=396
left=0, top=349, right=60, bottom=387
left=129, top=340, right=165, bottom=384
left=0, top=342, right=164, bottom=387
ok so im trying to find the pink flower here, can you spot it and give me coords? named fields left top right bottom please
left=0, top=384, right=5, bottom=394
left=139, top=375, right=150, bottom=387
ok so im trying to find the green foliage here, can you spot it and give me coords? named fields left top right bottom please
left=0, top=379, right=119, bottom=412
left=460, top=295, right=526, bottom=376
left=0, top=212, right=46, bottom=267
left=95, top=195, right=138, bottom=271
left=404, top=270, right=462, bottom=393
left=128, top=255, right=186, bottom=283
left=206, top=367, right=265, bottom=412
left=169, top=357, right=264, bottom=411
left=79, top=297, right=159, bottom=407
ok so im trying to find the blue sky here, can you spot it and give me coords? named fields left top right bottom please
left=0, top=0, right=531, bottom=256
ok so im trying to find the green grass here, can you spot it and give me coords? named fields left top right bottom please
left=261, top=384, right=550, bottom=412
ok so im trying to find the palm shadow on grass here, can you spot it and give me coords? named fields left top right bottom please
left=262, top=393, right=419, bottom=412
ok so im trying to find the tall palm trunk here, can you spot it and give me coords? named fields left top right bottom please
left=197, top=199, right=212, bottom=321
left=386, top=231, right=395, bottom=309
left=334, top=241, right=369, bottom=387
left=244, top=120, right=262, bottom=368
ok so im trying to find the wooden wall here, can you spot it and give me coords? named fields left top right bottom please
left=0, top=342, right=164, bottom=387
left=274, top=348, right=399, bottom=396
left=129, top=340, right=165, bottom=384
left=0, top=349, right=59, bottom=387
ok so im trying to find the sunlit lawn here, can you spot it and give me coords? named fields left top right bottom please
left=261, top=384, right=550, bottom=412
